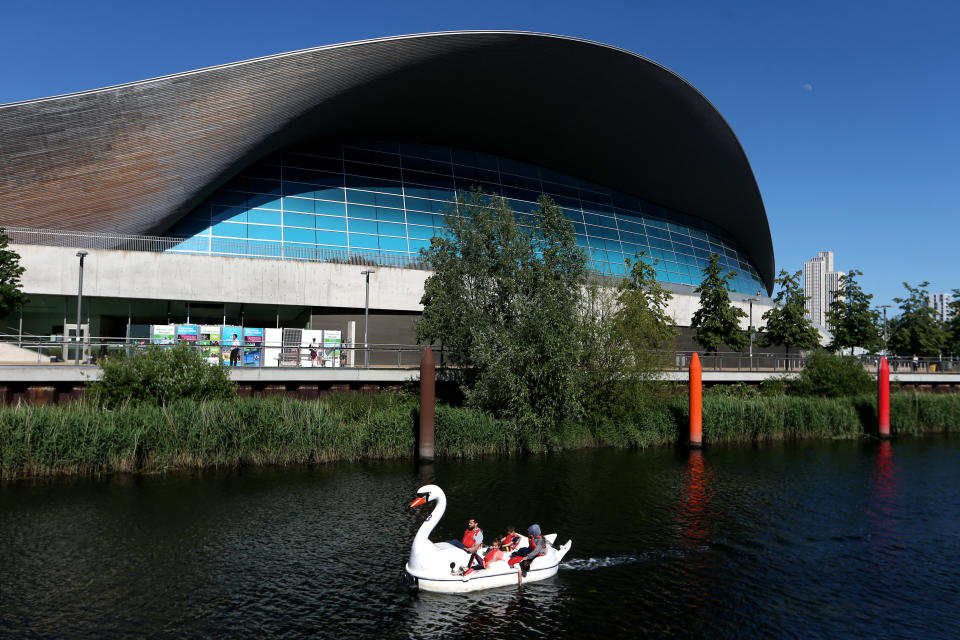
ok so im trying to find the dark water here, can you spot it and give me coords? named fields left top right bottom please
left=2, top=438, right=960, bottom=639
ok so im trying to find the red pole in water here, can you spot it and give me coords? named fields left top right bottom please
left=878, top=356, right=890, bottom=439
left=689, top=352, right=702, bottom=448
left=419, top=346, right=436, bottom=461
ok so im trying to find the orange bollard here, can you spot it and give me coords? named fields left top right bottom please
left=689, top=352, right=702, bottom=448
left=878, top=356, right=890, bottom=439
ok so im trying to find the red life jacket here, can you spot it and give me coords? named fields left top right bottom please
left=502, top=533, right=520, bottom=550
left=483, top=548, right=505, bottom=565
left=462, top=526, right=482, bottom=548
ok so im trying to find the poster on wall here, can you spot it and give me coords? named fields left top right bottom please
left=221, top=326, right=243, bottom=366
left=243, top=328, right=263, bottom=367
left=151, top=324, right=175, bottom=345
left=176, top=324, right=199, bottom=342
left=323, top=330, right=342, bottom=368
left=198, top=325, right=221, bottom=364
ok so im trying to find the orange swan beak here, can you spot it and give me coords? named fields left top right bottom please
left=409, top=496, right=427, bottom=508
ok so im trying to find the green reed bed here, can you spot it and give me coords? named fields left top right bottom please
left=1, top=392, right=958, bottom=479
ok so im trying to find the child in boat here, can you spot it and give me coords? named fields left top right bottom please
left=462, top=537, right=506, bottom=575
left=501, top=525, right=520, bottom=551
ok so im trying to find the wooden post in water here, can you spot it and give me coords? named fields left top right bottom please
left=689, top=352, right=702, bottom=448
left=878, top=356, right=890, bottom=439
left=419, top=346, right=436, bottom=461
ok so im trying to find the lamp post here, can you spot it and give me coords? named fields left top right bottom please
left=361, top=269, right=375, bottom=368
left=747, top=290, right=761, bottom=371
left=75, top=250, right=88, bottom=365
left=877, top=304, right=892, bottom=354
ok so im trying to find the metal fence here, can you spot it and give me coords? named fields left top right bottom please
left=5, top=226, right=433, bottom=272
left=1, top=335, right=958, bottom=375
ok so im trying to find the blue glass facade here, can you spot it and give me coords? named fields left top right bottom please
left=168, top=142, right=765, bottom=294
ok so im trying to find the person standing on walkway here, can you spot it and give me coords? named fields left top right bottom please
left=230, top=334, right=241, bottom=367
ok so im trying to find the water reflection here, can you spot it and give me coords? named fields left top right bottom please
left=870, top=440, right=900, bottom=557
left=679, top=449, right=713, bottom=551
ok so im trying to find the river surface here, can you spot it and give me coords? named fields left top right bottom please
left=2, top=437, right=959, bottom=639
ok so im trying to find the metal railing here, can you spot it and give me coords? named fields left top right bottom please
left=0, top=333, right=957, bottom=374
left=6, top=226, right=433, bottom=272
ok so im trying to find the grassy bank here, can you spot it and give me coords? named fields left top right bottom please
left=1, top=392, right=958, bottom=479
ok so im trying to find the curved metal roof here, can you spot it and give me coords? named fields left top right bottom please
left=0, top=31, right=774, bottom=292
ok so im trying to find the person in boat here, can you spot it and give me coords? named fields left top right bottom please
left=447, top=517, right=483, bottom=554
left=501, top=525, right=520, bottom=552
left=462, top=537, right=506, bottom=575
left=508, top=524, right=547, bottom=573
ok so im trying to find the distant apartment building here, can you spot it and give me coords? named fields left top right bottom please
left=930, top=292, right=954, bottom=323
left=803, top=251, right=845, bottom=329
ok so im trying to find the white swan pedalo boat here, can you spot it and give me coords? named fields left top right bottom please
left=405, top=484, right=572, bottom=593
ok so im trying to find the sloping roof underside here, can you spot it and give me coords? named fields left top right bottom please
left=0, top=31, right=774, bottom=293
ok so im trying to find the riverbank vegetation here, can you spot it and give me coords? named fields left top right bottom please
left=2, top=391, right=959, bottom=479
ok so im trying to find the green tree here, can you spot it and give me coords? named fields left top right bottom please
left=888, top=281, right=945, bottom=357
left=88, top=343, right=236, bottom=408
left=690, top=253, right=747, bottom=353
left=580, top=253, right=677, bottom=415
left=824, top=269, right=883, bottom=354
left=789, top=351, right=874, bottom=397
left=760, top=269, right=821, bottom=358
left=0, top=228, right=27, bottom=319
left=416, top=190, right=587, bottom=431
left=945, top=289, right=960, bottom=356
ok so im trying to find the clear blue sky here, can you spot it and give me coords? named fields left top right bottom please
left=2, top=0, right=957, bottom=308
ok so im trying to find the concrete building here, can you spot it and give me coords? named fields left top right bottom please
left=930, top=292, right=954, bottom=323
left=804, top=251, right=844, bottom=330
left=0, top=32, right=776, bottom=363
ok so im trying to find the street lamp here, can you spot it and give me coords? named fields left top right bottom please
left=747, top=290, right=761, bottom=370
left=361, top=269, right=375, bottom=368
left=877, top=304, right=892, bottom=353
left=75, top=250, right=88, bottom=365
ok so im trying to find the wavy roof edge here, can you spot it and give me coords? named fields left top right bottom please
left=0, top=30, right=774, bottom=293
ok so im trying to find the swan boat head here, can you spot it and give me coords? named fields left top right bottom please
left=408, top=484, right=463, bottom=576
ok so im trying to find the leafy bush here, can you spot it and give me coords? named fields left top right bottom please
left=789, top=351, right=873, bottom=397
left=87, top=344, right=236, bottom=408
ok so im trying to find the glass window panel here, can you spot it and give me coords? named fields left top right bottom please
left=284, top=167, right=341, bottom=187
left=284, top=212, right=314, bottom=228
left=374, top=192, right=404, bottom=208
left=405, top=211, right=433, bottom=226
left=248, top=193, right=283, bottom=210
left=315, top=199, right=345, bottom=216
left=313, top=187, right=345, bottom=201
left=246, top=178, right=283, bottom=195
left=316, top=230, right=347, bottom=246
left=247, top=224, right=282, bottom=241
left=283, top=197, right=315, bottom=213
left=345, top=174, right=401, bottom=192
left=376, top=208, right=405, bottom=223
left=346, top=189, right=378, bottom=205
left=344, top=160, right=401, bottom=182
left=348, top=219, right=378, bottom=235
left=211, top=238, right=246, bottom=254
left=346, top=204, right=377, bottom=220
left=284, top=153, right=341, bottom=173
left=378, top=221, right=406, bottom=236
left=283, top=243, right=316, bottom=260
left=212, top=222, right=246, bottom=238
left=212, top=191, right=246, bottom=207
left=248, top=209, right=280, bottom=225
left=282, top=181, right=316, bottom=198
left=315, top=215, right=347, bottom=231
left=407, top=225, right=434, bottom=240
left=284, top=227, right=315, bottom=243
left=342, top=147, right=401, bottom=167
left=401, top=155, right=450, bottom=174
left=379, top=236, right=408, bottom=252
left=404, top=170, right=455, bottom=190
left=212, top=205, right=246, bottom=223
left=242, top=164, right=282, bottom=181
left=349, top=234, right=380, bottom=250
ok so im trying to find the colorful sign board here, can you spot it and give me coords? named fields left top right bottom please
left=151, top=324, right=175, bottom=345
left=176, top=324, right=199, bottom=342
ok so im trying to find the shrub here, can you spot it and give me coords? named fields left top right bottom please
left=789, top=351, right=873, bottom=397
left=87, top=344, right=236, bottom=408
